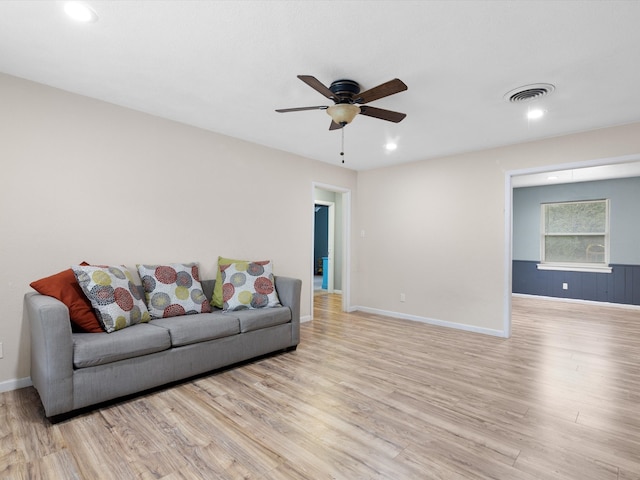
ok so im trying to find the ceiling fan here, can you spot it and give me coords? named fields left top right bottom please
left=276, top=75, right=408, bottom=130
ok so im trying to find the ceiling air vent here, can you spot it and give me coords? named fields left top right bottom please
left=504, top=83, right=555, bottom=103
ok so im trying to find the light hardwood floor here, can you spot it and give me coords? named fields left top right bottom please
left=2, top=294, right=639, bottom=479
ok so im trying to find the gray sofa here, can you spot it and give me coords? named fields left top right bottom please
left=25, top=276, right=301, bottom=418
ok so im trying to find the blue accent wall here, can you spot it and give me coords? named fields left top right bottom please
left=513, top=261, right=640, bottom=305
left=513, top=177, right=640, bottom=304
left=314, top=206, right=328, bottom=275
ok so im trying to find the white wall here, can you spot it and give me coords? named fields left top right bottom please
left=355, top=122, right=640, bottom=334
left=0, top=73, right=357, bottom=385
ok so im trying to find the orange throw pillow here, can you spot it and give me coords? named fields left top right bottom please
left=30, top=263, right=103, bottom=333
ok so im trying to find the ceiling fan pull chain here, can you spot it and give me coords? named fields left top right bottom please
left=340, top=127, right=345, bottom=164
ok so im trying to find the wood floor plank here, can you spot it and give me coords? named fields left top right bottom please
left=56, top=414, right=141, bottom=480
left=0, top=448, right=83, bottom=480
left=2, top=293, right=640, bottom=478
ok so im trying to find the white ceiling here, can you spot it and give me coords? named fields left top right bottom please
left=2, top=1, right=640, bottom=171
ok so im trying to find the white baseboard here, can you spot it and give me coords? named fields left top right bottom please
left=0, top=377, right=32, bottom=393
left=353, top=306, right=507, bottom=338
left=300, top=315, right=312, bottom=323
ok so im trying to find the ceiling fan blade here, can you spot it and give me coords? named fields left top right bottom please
left=329, top=120, right=344, bottom=130
left=354, top=78, right=407, bottom=104
left=276, top=106, right=328, bottom=113
left=298, top=75, right=338, bottom=101
left=359, top=105, right=406, bottom=123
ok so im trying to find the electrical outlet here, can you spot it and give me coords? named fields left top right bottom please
left=400, top=293, right=406, bottom=302
left=562, top=283, right=568, bottom=290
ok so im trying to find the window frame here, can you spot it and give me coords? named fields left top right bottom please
left=537, top=199, right=612, bottom=273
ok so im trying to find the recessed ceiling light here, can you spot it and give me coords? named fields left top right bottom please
left=385, top=142, right=397, bottom=151
left=527, top=108, right=545, bottom=120
left=547, top=175, right=559, bottom=181
left=64, top=1, right=98, bottom=23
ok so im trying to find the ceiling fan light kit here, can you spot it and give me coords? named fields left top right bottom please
left=326, top=104, right=361, bottom=126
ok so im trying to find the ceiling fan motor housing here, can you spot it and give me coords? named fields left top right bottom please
left=330, top=79, right=360, bottom=102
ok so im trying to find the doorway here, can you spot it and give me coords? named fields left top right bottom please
left=312, top=183, right=351, bottom=318
left=314, top=202, right=334, bottom=293
left=505, top=154, right=640, bottom=337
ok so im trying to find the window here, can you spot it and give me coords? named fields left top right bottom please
left=538, top=199, right=611, bottom=272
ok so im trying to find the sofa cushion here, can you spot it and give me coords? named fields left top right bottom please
left=221, top=261, right=281, bottom=311
left=138, top=263, right=211, bottom=318
left=30, top=262, right=103, bottom=333
left=73, top=323, right=171, bottom=368
left=233, top=306, right=291, bottom=333
left=150, top=312, right=240, bottom=347
left=73, top=265, right=151, bottom=333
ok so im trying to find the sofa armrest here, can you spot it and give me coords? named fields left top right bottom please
left=25, top=292, right=74, bottom=417
left=274, top=276, right=302, bottom=345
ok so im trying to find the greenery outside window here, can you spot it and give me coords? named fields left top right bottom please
left=538, top=199, right=612, bottom=273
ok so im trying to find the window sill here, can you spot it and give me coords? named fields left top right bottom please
left=536, top=263, right=612, bottom=274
